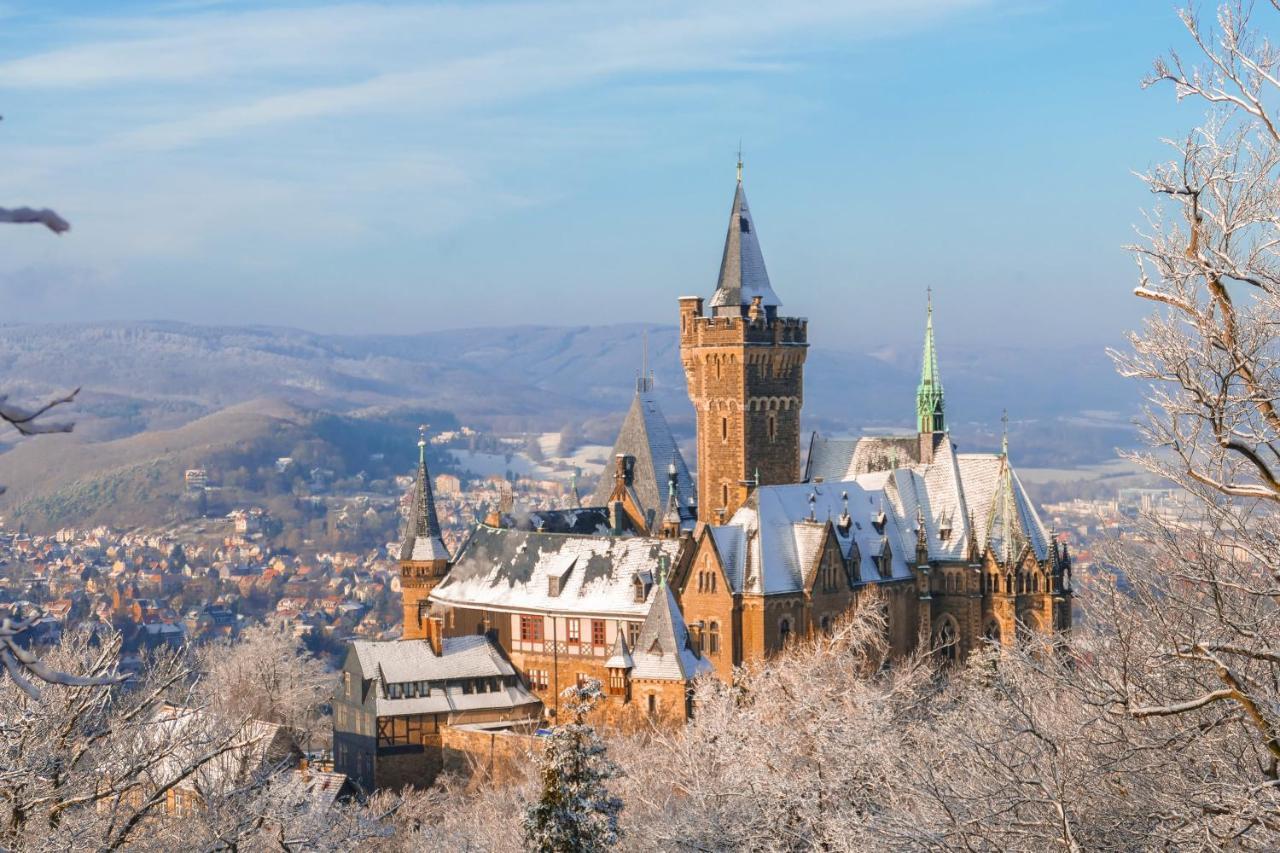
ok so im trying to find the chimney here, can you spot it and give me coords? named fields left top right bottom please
left=426, top=615, right=444, bottom=656
left=610, top=500, right=625, bottom=535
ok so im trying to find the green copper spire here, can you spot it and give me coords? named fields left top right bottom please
left=916, top=290, right=945, bottom=434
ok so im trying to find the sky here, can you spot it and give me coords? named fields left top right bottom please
left=0, top=1, right=1209, bottom=351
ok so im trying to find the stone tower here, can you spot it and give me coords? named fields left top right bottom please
left=680, top=163, right=808, bottom=522
left=399, top=427, right=451, bottom=641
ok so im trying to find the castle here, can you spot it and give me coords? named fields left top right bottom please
left=336, top=164, right=1073, bottom=788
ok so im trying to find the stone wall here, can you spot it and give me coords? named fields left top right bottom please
left=441, top=725, right=543, bottom=786
left=679, top=297, right=809, bottom=523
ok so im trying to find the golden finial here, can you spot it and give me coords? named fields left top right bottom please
left=736, top=140, right=743, bottom=183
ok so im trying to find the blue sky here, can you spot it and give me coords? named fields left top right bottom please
left=0, top=1, right=1201, bottom=350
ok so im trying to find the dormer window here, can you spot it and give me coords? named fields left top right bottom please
left=633, top=571, right=652, bottom=603
left=547, top=555, right=576, bottom=597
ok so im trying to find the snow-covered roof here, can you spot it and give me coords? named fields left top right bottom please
left=431, top=526, right=684, bottom=618
left=351, top=634, right=515, bottom=684
left=804, top=432, right=1051, bottom=566
left=714, top=478, right=914, bottom=596
left=709, top=180, right=782, bottom=313
left=348, top=634, right=540, bottom=717
left=630, top=582, right=712, bottom=682
left=958, top=454, right=1050, bottom=561
left=604, top=632, right=634, bottom=670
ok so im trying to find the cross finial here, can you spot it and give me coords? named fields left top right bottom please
left=1000, top=410, right=1009, bottom=456
left=926, top=285, right=932, bottom=312
left=417, top=424, right=428, bottom=463
left=736, top=140, right=743, bottom=183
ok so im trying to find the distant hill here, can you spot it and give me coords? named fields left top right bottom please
left=0, top=319, right=1140, bottom=526
left=0, top=398, right=455, bottom=531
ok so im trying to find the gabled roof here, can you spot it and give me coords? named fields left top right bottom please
left=805, top=434, right=924, bottom=483
left=630, top=581, right=712, bottom=682
left=958, top=453, right=1050, bottom=562
left=802, top=432, right=1051, bottom=568
left=589, top=387, right=695, bottom=531
left=430, top=526, right=683, bottom=618
left=714, top=480, right=914, bottom=596
left=708, top=179, right=782, bottom=314
left=347, top=634, right=540, bottom=717
left=399, top=436, right=449, bottom=563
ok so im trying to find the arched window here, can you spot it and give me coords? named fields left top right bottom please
left=708, top=621, right=720, bottom=654
left=721, top=417, right=728, bottom=441
left=779, top=618, right=792, bottom=647
left=767, top=412, right=777, bottom=442
left=647, top=694, right=657, bottom=717
left=1005, top=575, right=1013, bottom=595
left=984, top=619, right=1002, bottom=646
left=935, top=617, right=959, bottom=664
left=722, top=484, right=729, bottom=507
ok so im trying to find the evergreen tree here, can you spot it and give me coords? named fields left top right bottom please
left=523, top=679, right=622, bottom=852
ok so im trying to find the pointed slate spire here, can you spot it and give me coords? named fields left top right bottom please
left=604, top=630, right=634, bottom=671
left=708, top=162, right=782, bottom=317
left=917, top=290, right=945, bottom=434
left=589, top=375, right=695, bottom=527
left=399, top=426, right=450, bottom=563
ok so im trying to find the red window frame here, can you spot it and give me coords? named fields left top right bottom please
left=591, top=619, right=606, bottom=647
left=566, top=618, right=580, bottom=644
left=520, top=615, right=543, bottom=643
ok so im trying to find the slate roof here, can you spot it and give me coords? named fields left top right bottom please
left=805, top=434, right=924, bottom=482
left=348, top=634, right=540, bottom=717
left=802, top=432, right=1050, bottom=568
left=589, top=387, right=695, bottom=532
left=630, top=581, right=713, bottom=682
left=399, top=444, right=449, bottom=563
left=714, top=478, right=915, bottom=596
left=709, top=179, right=782, bottom=314
left=501, top=507, right=619, bottom=536
left=430, top=526, right=684, bottom=618
left=604, top=632, right=634, bottom=670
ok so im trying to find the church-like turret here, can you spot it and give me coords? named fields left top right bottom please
left=400, top=426, right=451, bottom=640
left=917, top=292, right=945, bottom=435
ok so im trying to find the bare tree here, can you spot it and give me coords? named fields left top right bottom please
left=1086, top=0, right=1280, bottom=841
left=198, top=622, right=332, bottom=749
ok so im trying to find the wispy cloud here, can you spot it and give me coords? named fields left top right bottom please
left=0, top=0, right=999, bottom=331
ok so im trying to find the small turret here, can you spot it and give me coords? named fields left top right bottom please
left=400, top=426, right=452, bottom=641
left=917, top=291, right=945, bottom=463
